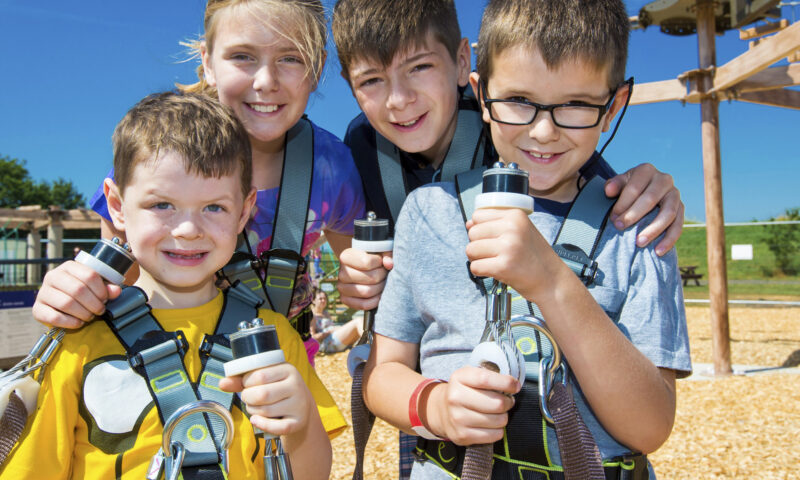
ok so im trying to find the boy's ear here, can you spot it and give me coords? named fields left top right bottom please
left=469, top=72, right=491, bottom=125
left=602, top=82, right=631, bottom=132
left=237, top=188, right=257, bottom=234
left=456, top=38, right=471, bottom=88
left=103, top=178, right=127, bottom=233
left=200, top=42, right=217, bottom=87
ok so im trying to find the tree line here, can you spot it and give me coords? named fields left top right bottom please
left=0, top=155, right=85, bottom=210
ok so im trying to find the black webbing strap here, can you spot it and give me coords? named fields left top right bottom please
left=549, top=382, right=605, bottom=480
left=0, top=392, right=27, bottom=465
left=262, top=117, right=315, bottom=318
left=415, top=380, right=649, bottom=479
left=350, top=362, right=375, bottom=480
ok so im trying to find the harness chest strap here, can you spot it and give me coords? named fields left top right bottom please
left=103, top=281, right=262, bottom=473
left=224, top=117, right=314, bottom=322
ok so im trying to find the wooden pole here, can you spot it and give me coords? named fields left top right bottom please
left=26, top=227, right=41, bottom=285
left=696, top=0, right=732, bottom=375
left=46, top=210, right=64, bottom=272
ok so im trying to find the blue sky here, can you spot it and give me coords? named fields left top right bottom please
left=0, top=0, right=797, bottom=222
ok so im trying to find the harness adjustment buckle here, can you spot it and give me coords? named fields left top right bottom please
left=553, top=243, right=598, bottom=285
left=127, top=331, right=189, bottom=373
left=257, top=248, right=307, bottom=275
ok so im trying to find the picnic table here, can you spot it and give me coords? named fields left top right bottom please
left=680, top=265, right=703, bottom=286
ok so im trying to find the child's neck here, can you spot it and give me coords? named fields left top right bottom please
left=251, top=146, right=284, bottom=191
left=527, top=171, right=582, bottom=203
left=134, top=270, right=218, bottom=310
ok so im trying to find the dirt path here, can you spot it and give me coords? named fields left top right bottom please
left=316, top=306, right=800, bottom=479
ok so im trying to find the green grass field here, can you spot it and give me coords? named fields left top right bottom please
left=675, top=224, right=800, bottom=300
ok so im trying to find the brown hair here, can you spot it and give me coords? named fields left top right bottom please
left=333, top=0, right=462, bottom=83
left=112, top=91, right=252, bottom=197
left=475, top=0, right=629, bottom=90
left=180, top=0, right=327, bottom=96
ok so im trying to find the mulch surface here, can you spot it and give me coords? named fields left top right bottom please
left=315, top=306, right=800, bottom=479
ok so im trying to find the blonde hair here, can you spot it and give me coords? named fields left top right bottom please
left=179, top=0, right=327, bottom=96
left=113, top=91, right=252, bottom=198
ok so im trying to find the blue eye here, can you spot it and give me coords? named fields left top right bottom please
left=206, top=204, right=224, bottom=213
left=153, top=202, right=171, bottom=210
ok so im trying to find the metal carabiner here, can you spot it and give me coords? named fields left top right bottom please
left=164, top=442, right=186, bottom=480
left=509, top=316, right=563, bottom=423
left=161, top=400, right=235, bottom=476
left=538, top=357, right=568, bottom=424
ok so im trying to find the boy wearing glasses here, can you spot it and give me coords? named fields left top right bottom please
left=332, top=0, right=686, bottom=315
left=361, top=0, right=691, bottom=478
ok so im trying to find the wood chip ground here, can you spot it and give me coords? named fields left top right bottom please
left=316, top=306, right=800, bottom=479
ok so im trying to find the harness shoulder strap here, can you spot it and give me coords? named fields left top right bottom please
left=261, top=116, right=315, bottom=317
left=376, top=108, right=486, bottom=226
left=103, top=286, right=260, bottom=472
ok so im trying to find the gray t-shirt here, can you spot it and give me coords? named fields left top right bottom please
left=375, top=182, right=692, bottom=480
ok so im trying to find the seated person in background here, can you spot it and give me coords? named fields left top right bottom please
left=310, top=290, right=363, bottom=354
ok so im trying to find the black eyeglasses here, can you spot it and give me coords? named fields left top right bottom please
left=480, top=79, right=632, bottom=129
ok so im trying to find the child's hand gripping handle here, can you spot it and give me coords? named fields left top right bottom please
left=74, top=237, right=135, bottom=286
left=461, top=162, right=532, bottom=480
left=0, top=237, right=135, bottom=466
left=468, top=162, right=532, bottom=386
left=347, top=211, right=393, bottom=377
left=224, top=319, right=292, bottom=480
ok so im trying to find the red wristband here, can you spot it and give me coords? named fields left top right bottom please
left=408, top=378, right=444, bottom=440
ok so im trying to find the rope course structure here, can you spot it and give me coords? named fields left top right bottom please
left=629, top=0, right=800, bottom=375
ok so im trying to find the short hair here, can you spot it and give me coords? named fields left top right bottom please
left=475, top=0, right=629, bottom=90
left=180, top=0, right=327, bottom=96
left=333, top=0, right=462, bottom=84
left=112, top=91, right=252, bottom=197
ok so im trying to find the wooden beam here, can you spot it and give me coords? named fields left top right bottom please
left=712, top=20, right=800, bottom=93
left=737, top=88, right=800, bottom=110
left=733, top=63, right=800, bottom=92
left=739, top=19, right=788, bottom=40
left=630, top=78, right=686, bottom=105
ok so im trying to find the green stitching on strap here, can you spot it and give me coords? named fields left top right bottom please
left=200, top=372, right=223, bottom=392
left=187, top=424, right=209, bottom=443
left=265, top=275, right=295, bottom=289
left=150, top=370, right=187, bottom=394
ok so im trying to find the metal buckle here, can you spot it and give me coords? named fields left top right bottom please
left=127, top=332, right=188, bottom=372
left=162, top=400, right=234, bottom=476
left=553, top=243, right=598, bottom=285
left=256, top=248, right=307, bottom=275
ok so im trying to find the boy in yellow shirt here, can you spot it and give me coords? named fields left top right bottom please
left=1, top=91, right=344, bottom=479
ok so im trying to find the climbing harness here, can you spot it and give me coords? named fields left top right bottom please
left=0, top=237, right=135, bottom=466
left=347, top=211, right=393, bottom=480
left=413, top=162, right=651, bottom=479
left=225, top=318, right=294, bottom=480
left=219, top=117, right=315, bottom=333
left=105, top=279, right=262, bottom=479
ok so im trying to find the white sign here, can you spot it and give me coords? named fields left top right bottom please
left=731, top=244, right=753, bottom=261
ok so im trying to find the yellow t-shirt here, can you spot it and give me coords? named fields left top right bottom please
left=1, top=291, right=347, bottom=479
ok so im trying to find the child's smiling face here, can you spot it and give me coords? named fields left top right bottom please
left=347, top=33, right=471, bottom=166
left=471, top=45, right=627, bottom=202
left=106, top=151, right=254, bottom=305
left=202, top=9, right=315, bottom=154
